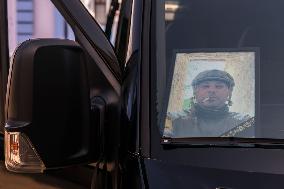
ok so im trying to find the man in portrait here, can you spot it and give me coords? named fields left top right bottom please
left=164, top=69, right=254, bottom=137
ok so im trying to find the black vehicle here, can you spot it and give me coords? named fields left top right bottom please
left=1, top=0, right=284, bottom=188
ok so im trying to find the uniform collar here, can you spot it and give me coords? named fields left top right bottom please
left=194, top=104, right=229, bottom=119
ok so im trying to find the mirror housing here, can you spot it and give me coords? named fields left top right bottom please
left=5, top=39, right=102, bottom=172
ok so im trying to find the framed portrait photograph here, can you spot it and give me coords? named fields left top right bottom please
left=162, top=48, right=259, bottom=138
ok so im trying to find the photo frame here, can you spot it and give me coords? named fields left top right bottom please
left=161, top=48, right=260, bottom=138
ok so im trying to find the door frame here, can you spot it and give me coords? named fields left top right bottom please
left=0, top=0, right=9, bottom=133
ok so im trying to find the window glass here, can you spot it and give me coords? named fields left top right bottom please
left=7, top=0, right=75, bottom=56
left=155, top=0, right=284, bottom=139
left=81, top=0, right=122, bottom=45
left=7, top=0, right=122, bottom=56
left=81, top=0, right=106, bottom=28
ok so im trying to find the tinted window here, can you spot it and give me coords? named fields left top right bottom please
left=154, top=0, right=284, bottom=139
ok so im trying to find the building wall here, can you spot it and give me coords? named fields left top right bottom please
left=8, top=0, right=112, bottom=55
left=33, top=0, right=55, bottom=38
left=7, top=0, right=16, bottom=55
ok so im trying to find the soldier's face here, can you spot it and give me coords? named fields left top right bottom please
left=195, top=80, right=231, bottom=109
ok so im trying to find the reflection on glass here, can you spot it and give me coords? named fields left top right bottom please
left=165, top=1, right=180, bottom=21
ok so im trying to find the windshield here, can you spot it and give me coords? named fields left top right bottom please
left=154, top=0, right=284, bottom=139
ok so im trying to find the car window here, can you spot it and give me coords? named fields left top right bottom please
left=7, top=0, right=121, bottom=56
left=154, top=0, right=284, bottom=139
left=7, top=0, right=75, bottom=56
left=81, top=0, right=122, bottom=45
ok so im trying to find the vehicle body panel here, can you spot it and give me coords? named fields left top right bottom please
left=144, top=158, right=284, bottom=189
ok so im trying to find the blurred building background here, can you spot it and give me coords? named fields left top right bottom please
left=7, top=0, right=119, bottom=55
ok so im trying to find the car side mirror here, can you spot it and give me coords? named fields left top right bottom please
left=5, top=39, right=103, bottom=173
